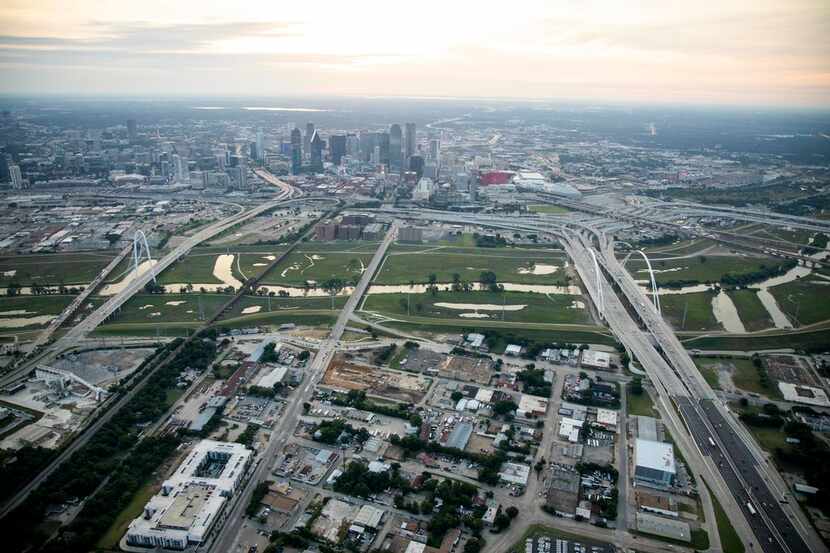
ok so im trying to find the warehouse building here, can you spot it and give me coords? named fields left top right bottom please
left=636, top=512, right=690, bottom=542
left=125, top=440, right=252, bottom=550
left=634, top=439, right=675, bottom=488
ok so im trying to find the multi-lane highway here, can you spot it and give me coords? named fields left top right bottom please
left=0, top=173, right=299, bottom=389
left=0, top=173, right=301, bottom=520
left=370, top=205, right=825, bottom=553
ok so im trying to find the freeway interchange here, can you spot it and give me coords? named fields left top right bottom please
left=2, top=192, right=827, bottom=553
left=377, top=203, right=827, bottom=553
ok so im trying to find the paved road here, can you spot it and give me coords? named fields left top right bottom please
left=0, top=176, right=297, bottom=390
left=369, top=207, right=826, bottom=553
left=209, top=223, right=398, bottom=553
left=25, top=243, right=133, bottom=358
left=0, top=175, right=300, bottom=520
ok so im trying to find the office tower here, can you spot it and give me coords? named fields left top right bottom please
left=255, top=129, right=264, bottom=161
left=290, top=128, right=302, bottom=174
left=429, top=138, right=440, bottom=165
left=215, top=153, right=226, bottom=172
left=358, top=130, right=371, bottom=161
left=372, top=146, right=381, bottom=165
left=304, top=123, right=314, bottom=158
left=249, top=142, right=259, bottom=162
left=0, top=154, right=8, bottom=183
left=408, top=155, right=425, bottom=180
left=9, top=164, right=23, bottom=189
left=389, top=124, right=402, bottom=171
left=404, top=123, right=416, bottom=161
left=309, top=130, right=324, bottom=172
left=127, top=119, right=137, bottom=142
left=378, top=132, right=390, bottom=166
left=346, top=134, right=360, bottom=158
left=173, top=154, right=188, bottom=183
left=330, top=135, right=347, bottom=165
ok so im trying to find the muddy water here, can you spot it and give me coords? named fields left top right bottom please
left=213, top=254, right=243, bottom=289
left=0, top=314, right=56, bottom=328
left=433, top=302, right=527, bottom=311
left=98, top=259, right=158, bottom=295
left=711, top=291, right=746, bottom=333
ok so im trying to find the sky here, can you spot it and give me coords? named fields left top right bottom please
left=0, top=0, right=828, bottom=107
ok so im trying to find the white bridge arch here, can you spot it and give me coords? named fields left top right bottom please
left=133, top=230, right=156, bottom=283
left=629, top=250, right=661, bottom=314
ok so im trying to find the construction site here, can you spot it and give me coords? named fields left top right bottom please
left=322, top=355, right=431, bottom=404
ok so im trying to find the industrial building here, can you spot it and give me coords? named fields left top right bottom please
left=125, top=440, right=252, bottom=550
left=634, top=439, right=676, bottom=488
left=636, top=512, right=691, bottom=542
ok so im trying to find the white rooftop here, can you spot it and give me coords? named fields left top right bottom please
left=635, top=439, right=676, bottom=475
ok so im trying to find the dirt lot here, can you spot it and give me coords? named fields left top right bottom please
left=466, top=434, right=495, bottom=455
left=323, top=355, right=431, bottom=403
left=437, top=355, right=493, bottom=385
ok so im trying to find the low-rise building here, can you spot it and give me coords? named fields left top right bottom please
left=634, top=439, right=676, bottom=488
left=636, top=512, right=691, bottom=542
left=125, top=440, right=252, bottom=550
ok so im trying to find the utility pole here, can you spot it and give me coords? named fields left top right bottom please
left=681, top=300, right=688, bottom=330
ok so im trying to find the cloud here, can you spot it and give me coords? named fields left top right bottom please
left=0, top=20, right=300, bottom=54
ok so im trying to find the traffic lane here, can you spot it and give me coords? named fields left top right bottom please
left=700, top=400, right=812, bottom=553
left=677, top=397, right=809, bottom=553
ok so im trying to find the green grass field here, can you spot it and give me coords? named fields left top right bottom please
left=103, top=293, right=346, bottom=325
left=627, top=388, right=658, bottom=417
left=693, top=358, right=723, bottom=390
left=527, top=204, right=571, bottom=214
left=258, top=248, right=373, bottom=286
left=730, top=357, right=776, bottom=397
left=94, top=311, right=335, bottom=337
left=681, top=326, right=830, bottom=352
left=727, top=289, right=774, bottom=331
left=384, top=320, right=617, bottom=347
left=661, top=291, right=722, bottom=331
left=626, top=254, right=781, bottom=286
left=642, top=238, right=716, bottom=256
left=0, top=251, right=118, bottom=286
left=769, top=277, right=830, bottom=326
left=0, top=295, right=82, bottom=330
left=362, top=290, right=589, bottom=325
left=375, top=246, right=569, bottom=285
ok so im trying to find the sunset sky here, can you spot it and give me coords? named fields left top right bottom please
left=1, top=0, right=828, bottom=107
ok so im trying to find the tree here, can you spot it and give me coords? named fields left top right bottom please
left=505, top=506, right=519, bottom=519
left=302, top=402, right=311, bottom=413
left=321, top=277, right=345, bottom=310
left=493, top=400, right=517, bottom=417
left=451, top=391, right=464, bottom=402
left=464, top=538, right=484, bottom=553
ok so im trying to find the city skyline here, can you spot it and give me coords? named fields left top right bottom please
left=0, top=0, right=828, bottom=107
